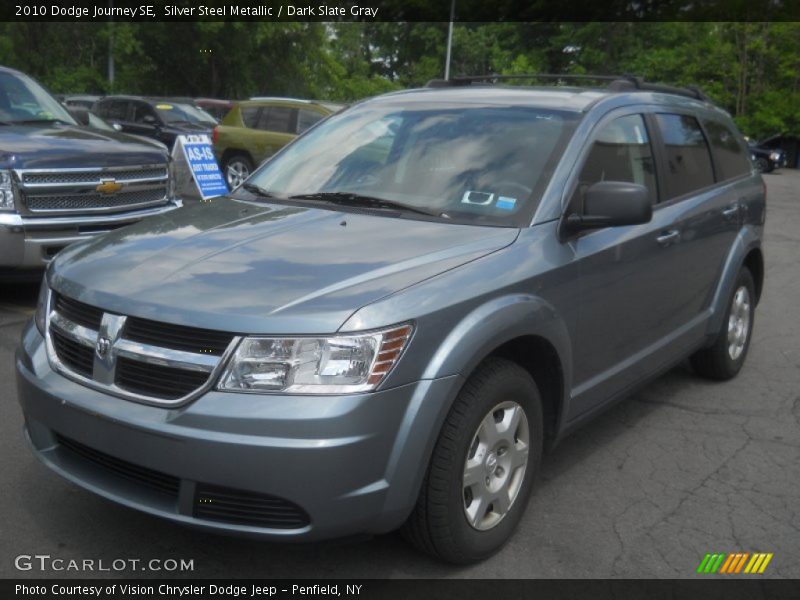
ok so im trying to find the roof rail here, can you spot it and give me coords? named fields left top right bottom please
left=425, top=73, right=711, bottom=102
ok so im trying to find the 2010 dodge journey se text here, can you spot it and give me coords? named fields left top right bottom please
left=16, top=76, right=765, bottom=564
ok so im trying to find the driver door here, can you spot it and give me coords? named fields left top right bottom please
left=567, top=112, right=687, bottom=418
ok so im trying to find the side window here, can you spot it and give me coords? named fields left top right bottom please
left=703, top=119, right=751, bottom=181
left=240, top=106, right=260, bottom=128
left=257, top=107, right=295, bottom=134
left=654, top=114, right=714, bottom=199
left=297, top=109, right=324, bottom=134
left=111, top=101, right=130, bottom=121
left=570, top=114, right=657, bottom=214
left=133, top=103, right=157, bottom=124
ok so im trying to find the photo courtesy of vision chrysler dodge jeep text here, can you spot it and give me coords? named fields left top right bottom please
left=16, top=74, right=765, bottom=564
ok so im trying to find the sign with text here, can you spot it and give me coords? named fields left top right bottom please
left=176, top=134, right=228, bottom=200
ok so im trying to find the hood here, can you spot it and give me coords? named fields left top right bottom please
left=0, top=123, right=167, bottom=169
left=50, top=199, right=518, bottom=334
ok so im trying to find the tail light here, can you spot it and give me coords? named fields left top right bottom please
left=212, top=126, right=218, bottom=145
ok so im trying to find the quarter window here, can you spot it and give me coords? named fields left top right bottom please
left=703, top=119, right=751, bottom=181
left=240, top=106, right=260, bottom=128
left=297, top=109, right=324, bottom=134
left=654, top=114, right=714, bottom=199
left=570, top=114, right=657, bottom=214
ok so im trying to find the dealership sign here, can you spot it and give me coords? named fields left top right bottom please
left=174, top=134, right=228, bottom=200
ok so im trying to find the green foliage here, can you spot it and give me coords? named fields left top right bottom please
left=0, top=21, right=797, bottom=137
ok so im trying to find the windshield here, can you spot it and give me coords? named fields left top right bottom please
left=154, top=102, right=214, bottom=125
left=245, top=101, right=578, bottom=226
left=0, top=70, right=76, bottom=125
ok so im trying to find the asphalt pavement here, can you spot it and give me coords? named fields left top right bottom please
left=1, top=171, right=798, bottom=579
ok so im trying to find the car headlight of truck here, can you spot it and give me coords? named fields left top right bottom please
left=0, top=170, right=17, bottom=211
left=34, top=276, right=50, bottom=335
left=769, top=151, right=780, bottom=162
left=218, top=323, right=413, bottom=394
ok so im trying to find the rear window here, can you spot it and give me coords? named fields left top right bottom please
left=703, top=119, right=751, bottom=181
left=654, top=114, right=715, bottom=200
left=257, top=107, right=295, bottom=134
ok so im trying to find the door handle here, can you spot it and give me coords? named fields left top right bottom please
left=722, top=204, right=740, bottom=221
left=655, top=230, right=681, bottom=247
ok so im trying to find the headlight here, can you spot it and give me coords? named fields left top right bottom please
left=34, top=276, right=50, bottom=335
left=218, top=323, right=413, bottom=394
left=0, top=170, right=17, bottom=211
left=769, top=151, right=780, bottom=161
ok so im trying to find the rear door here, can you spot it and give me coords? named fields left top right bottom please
left=650, top=113, right=751, bottom=324
left=252, top=105, right=298, bottom=163
left=567, top=111, right=690, bottom=418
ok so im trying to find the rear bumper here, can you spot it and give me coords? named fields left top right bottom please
left=15, top=321, right=462, bottom=541
left=0, top=200, right=182, bottom=274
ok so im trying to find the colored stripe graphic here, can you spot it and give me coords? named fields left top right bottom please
left=698, top=553, right=773, bottom=574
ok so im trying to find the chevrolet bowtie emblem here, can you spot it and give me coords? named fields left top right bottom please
left=96, top=179, right=123, bottom=194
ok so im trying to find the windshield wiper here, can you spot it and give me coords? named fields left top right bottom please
left=241, top=182, right=278, bottom=198
left=288, top=192, right=443, bottom=218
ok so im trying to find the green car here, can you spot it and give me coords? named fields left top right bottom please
left=213, top=97, right=343, bottom=188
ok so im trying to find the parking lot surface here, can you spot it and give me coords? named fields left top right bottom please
left=1, top=171, right=798, bottom=579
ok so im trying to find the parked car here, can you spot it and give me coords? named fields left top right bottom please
left=0, top=66, right=180, bottom=280
left=68, top=105, right=169, bottom=151
left=93, top=96, right=213, bottom=150
left=62, top=94, right=102, bottom=110
left=213, top=97, right=343, bottom=188
left=747, top=138, right=786, bottom=172
left=17, top=77, right=764, bottom=564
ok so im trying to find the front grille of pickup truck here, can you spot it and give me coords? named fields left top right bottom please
left=15, top=165, right=169, bottom=216
left=46, top=290, right=239, bottom=406
left=25, top=187, right=167, bottom=212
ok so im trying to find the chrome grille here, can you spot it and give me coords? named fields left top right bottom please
left=25, top=188, right=167, bottom=212
left=45, top=290, right=239, bottom=406
left=15, top=164, right=170, bottom=216
left=22, top=168, right=166, bottom=185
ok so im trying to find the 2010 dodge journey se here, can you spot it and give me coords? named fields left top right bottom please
left=16, top=76, right=765, bottom=564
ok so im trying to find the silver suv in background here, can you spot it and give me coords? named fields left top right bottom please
left=0, top=66, right=180, bottom=280
left=17, top=76, right=764, bottom=563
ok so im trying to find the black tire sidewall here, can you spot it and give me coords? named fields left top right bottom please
left=437, top=361, right=543, bottom=562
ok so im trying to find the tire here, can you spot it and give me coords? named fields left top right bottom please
left=402, top=357, right=543, bottom=564
left=754, top=157, right=769, bottom=173
left=690, top=267, right=756, bottom=381
left=223, top=154, right=253, bottom=189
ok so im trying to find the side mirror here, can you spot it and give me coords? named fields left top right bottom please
left=565, top=181, right=652, bottom=232
left=142, top=114, right=158, bottom=126
left=67, top=106, right=90, bottom=126
left=111, top=122, right=122, bottom=131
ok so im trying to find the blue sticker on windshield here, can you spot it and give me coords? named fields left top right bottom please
left=496, top=196, right=517, bottom=211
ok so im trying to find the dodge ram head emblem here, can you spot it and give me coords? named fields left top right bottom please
left=96, top=179, right=123, bottom=195
left=95, top=337, right=111, bottom=359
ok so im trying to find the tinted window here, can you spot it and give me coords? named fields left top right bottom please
left=101, top=100, right=128, bottom=121
left=570, top=114, right=657, bottom=213
left=703, top=119, right=751, bottom=181
left=257, top=107, right=295, bottom=133
left=655, top=114, right=714, bottom=199
left=240, top=106, right=260, bottom=128
left=297, top=109, right=324, bottom=133
left=133, top=102, right=157, bottom=124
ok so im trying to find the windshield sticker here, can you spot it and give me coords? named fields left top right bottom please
left=496, top=196, right=517, bottom=210
left=156, top=104, right=174, bottom=110
left=461, top=191, right=495, bottom=206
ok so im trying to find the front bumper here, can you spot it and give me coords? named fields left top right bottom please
left=0, top=200, right=182, bottom=275
left=16, top=321, right=462, bottom=541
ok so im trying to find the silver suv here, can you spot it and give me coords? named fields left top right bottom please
left=16, top=76, right=764, bottom=563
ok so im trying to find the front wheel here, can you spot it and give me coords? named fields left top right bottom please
left=691, top=267, right=756, bottom=380
left=402, top=358, right=543, bottom=564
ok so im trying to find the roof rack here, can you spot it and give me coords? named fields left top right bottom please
left=425, top=73, right=710, bottom=102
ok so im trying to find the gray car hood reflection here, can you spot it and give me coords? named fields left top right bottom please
left=50, top=199, right=519, bottom=334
